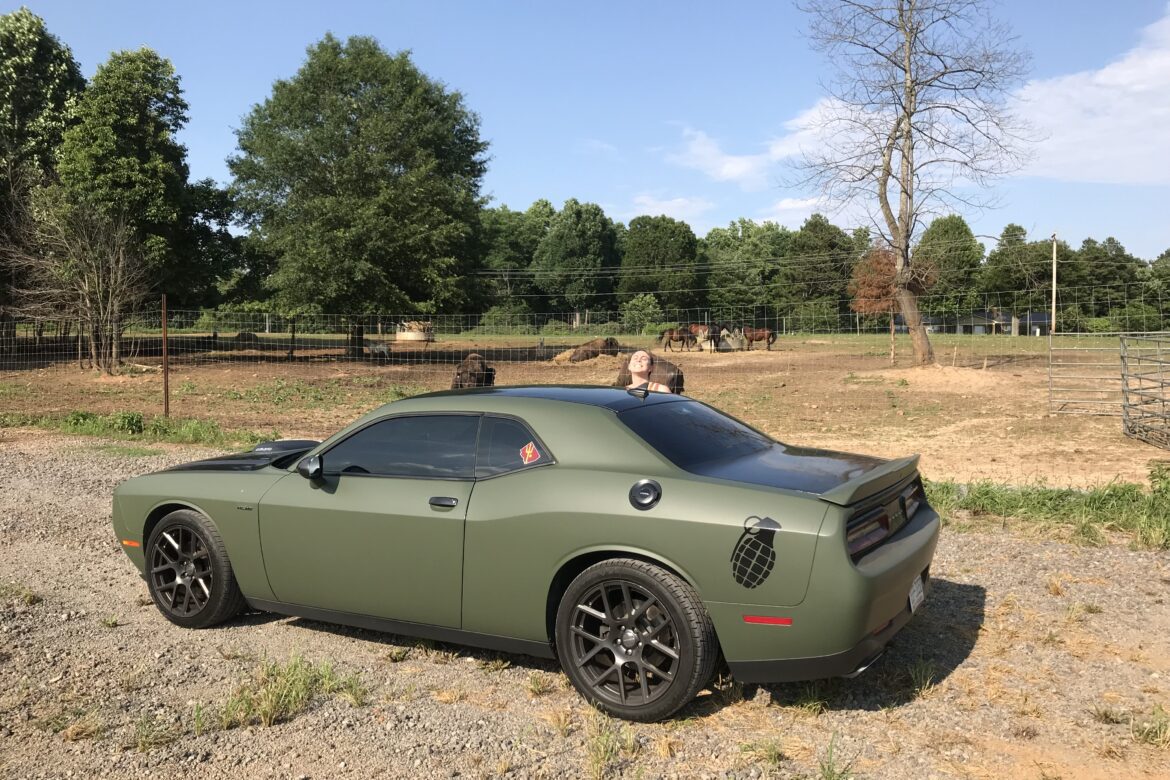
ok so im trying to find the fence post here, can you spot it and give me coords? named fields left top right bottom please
left=162, top=294, right=169, bottom=418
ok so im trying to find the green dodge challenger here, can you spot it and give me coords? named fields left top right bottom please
left=112, top=385, right=939, bottom=722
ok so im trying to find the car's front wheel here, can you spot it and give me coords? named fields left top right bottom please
left=555, top=559, right=717, bottom=722
left=146, top=509, right=245, bottom=629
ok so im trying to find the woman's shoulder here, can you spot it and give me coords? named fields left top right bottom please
left=647, top=381, right=672, bottom=393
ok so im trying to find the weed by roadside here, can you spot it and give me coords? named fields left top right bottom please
left=818, top=733, right=856, bottom=780
left=585, top=712, right=640, bottom=780
left=210, top=655, right=368, bottom=730
left=1131, top=705, right=1169, bottom=748
left=129, top=713, right=178, bottom=752
left=0, top=582, right=42, bottom=606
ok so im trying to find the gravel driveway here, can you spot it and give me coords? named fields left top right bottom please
left=1, top=430, right=1167, bottom=779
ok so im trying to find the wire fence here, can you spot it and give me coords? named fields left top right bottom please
left=2, top=289, right=1168, bottom=425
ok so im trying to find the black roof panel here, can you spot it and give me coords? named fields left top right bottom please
left=413, top=384, right=688, bottom=412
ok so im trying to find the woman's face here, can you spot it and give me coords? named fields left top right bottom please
left=628, top=350, right=652, bottom=373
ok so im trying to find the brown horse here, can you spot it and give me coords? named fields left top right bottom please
left=741, top=326, right=777, bottom=350
left=686, top=323, right=712, bottom=351
left=658, top=327, right=697, bottom=352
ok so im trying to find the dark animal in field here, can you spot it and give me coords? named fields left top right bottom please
left=658, top=327, right=697, bottom=352
left=686, top=323, right=713, bottom=351
left=569, top=337, right=621, bottom=363
left=615, top=356, right=685, bottom=394
left=234, top=332, right=260, bottom=345
left=741, top=326, right=777, bottom=350
left=451, top=353, right=496, bottom=389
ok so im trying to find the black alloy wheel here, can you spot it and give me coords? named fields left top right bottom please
left=145, top=509, right=245, bottom=629
left=556, top=559, right=717, bottom=722
left=150, top=523, right=213, bottom=618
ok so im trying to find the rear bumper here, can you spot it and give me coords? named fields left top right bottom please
left=727, top=572, right=929, bottom=683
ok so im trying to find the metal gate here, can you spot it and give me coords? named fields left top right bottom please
left=1120, top=335, right=1170, bottom=448
left=1047, top=334, right=1126, bottom=415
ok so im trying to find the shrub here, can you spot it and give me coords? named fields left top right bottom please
left=540, top=319, right=573, bottom=335
left=620, top=294, right=664, bottom=335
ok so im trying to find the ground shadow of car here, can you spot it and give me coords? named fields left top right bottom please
left=284, top=617, right=563, bottom=674
left=254, top=579, right=983, bottom=719
left=682, top=578, right=986, bottom=717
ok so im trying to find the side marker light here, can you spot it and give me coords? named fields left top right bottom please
left=742, top=615, right=793, bottom=626
left=121, top=540, right=141, bottom=548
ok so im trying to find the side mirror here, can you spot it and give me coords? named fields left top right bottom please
left=296, top=455, right=323, bottom=481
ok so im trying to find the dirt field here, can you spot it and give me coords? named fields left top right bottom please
left=0, top=340, right=1160, bottom=489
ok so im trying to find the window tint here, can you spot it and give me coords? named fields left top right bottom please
left=618, top=401, right=771, bottom=469
left=323, top=415, right=479, bottom=478
left=476, top=416, right=548, bottom=477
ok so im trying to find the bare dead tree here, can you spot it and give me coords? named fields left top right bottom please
left=5, top=198, right=149, bottom=374
left=798, top=0, right=1031, bottom=364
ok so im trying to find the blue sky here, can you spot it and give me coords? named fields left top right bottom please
left=13, top=0, right=1170, bottom=259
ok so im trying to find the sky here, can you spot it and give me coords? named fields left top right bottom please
left=11, top=0, right=1170, bottom=260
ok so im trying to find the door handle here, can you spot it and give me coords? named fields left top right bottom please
left=429, top=496, right=459, bottom=508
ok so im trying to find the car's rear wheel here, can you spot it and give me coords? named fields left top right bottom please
left=146, top=509, right=245, bottom=629
left=555, top=559, right=717, bottom=722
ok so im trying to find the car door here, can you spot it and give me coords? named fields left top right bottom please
left=258, top=413, right=479, bottom=628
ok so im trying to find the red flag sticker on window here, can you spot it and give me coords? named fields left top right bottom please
left=519, top=442, right=541, bottom=465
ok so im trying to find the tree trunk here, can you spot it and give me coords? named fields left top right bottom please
left=894, top=285, right=934, bottom=365
left=347, top=323, right=365, bottom=358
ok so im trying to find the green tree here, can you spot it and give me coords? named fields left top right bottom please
left=481, top=199, right=554, bottom=306
left=979, top=224, right=1074, bottom=330
left=914, top=215, right=984, bottom=315
left=230, top=34, right=488, bottom=313
left=0, top=7, right=84, bottom=321
left=617, top=215, right=701, bottom=312
left=775, top=213, right=854, bottom=320
left=530, top=199, right=619, bottom=313
left=704, top=219, right=790, bottom=322
left=53, top=47, right=189, bottom=274
left=0, top=8, right=83, bottom=183
left=1076, top=237, right=1144, bottom=315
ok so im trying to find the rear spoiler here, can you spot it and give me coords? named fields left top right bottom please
left=818, top=455, right=920, bottom=507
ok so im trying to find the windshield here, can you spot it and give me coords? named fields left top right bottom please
left=618, top=401, right=773, bottom=469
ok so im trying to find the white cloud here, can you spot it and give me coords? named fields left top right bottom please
left=665, top=100, right=836, bottom=191
left=665, top=128, right=775, bottom=190
left=1014, top=7, right=1170, bottom=185
left=626, top=193, right=716, bottom=224
left=756, top=196, right=821, bottom=226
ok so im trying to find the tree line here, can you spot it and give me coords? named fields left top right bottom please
left=2, top=9, right=1168, bottom=370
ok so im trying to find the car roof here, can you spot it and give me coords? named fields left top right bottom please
left=408, top=385, right=690, bottom=413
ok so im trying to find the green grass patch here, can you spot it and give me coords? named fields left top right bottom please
left=925, top=468, right=1170, bottom=550
left=0, top=410, right=278, bottom=448
left=216, top=655, right=366, bottom=729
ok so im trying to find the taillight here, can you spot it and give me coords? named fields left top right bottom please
left=846, top=507, right=890, bottom=559
left=902, top=479, right=925, bottom=518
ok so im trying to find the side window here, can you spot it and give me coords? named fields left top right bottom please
left=476, top=416, right=549, bottom=477
left=323, top=415, right=479, bottom=479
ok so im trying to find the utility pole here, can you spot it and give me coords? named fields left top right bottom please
left=1050, top=233, right=1058, bottom=337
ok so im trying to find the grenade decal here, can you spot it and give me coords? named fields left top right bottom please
left=730, top=516, right=781, bottom=588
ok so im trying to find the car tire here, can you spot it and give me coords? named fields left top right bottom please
left=555, top=558, right=717, bottom=722
left=145, top=509, right=245, bottom=629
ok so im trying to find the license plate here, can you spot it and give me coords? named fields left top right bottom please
left=909, top=574, right=925, bottom=613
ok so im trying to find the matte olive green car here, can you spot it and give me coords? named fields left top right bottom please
left=112, top=386, right=939, bottom=722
